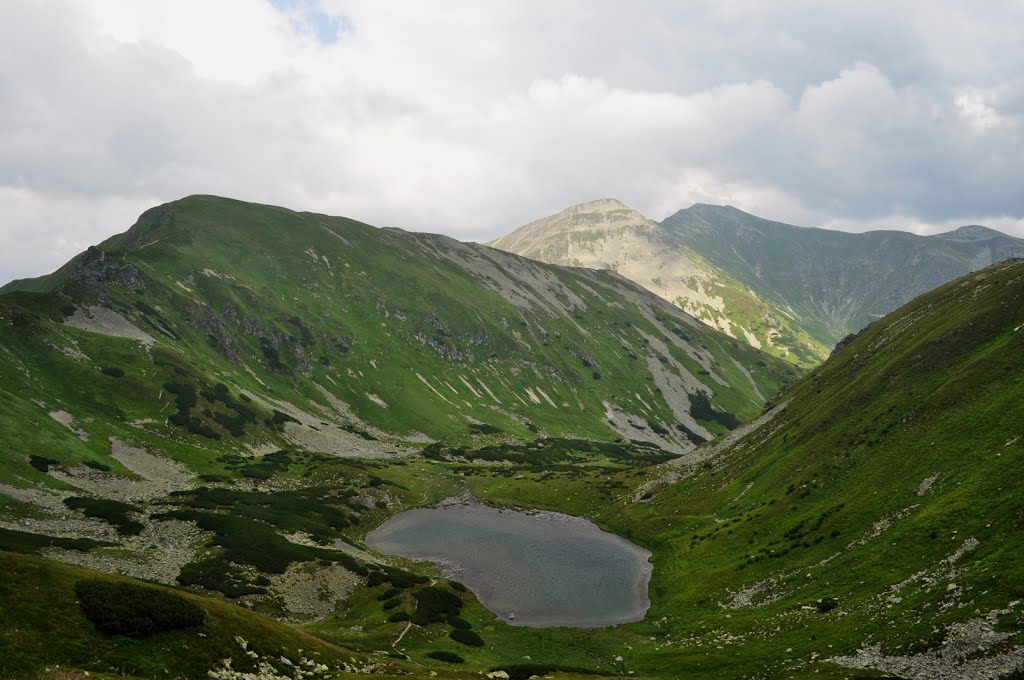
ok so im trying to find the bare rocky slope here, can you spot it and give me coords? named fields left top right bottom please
left=489, top=199, right=828, bottom=368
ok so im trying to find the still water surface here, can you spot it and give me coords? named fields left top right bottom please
left=365, top=502, right=652, bottom=627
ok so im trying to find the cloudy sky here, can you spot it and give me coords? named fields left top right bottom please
left=2, top=1, right=1023, bottom=283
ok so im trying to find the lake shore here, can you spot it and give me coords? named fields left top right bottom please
left=366, top=495, right=652, bottom=628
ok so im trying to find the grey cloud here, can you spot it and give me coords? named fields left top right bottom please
left=1, top=0, right=1023, bottom=283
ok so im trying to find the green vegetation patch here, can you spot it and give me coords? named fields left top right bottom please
left=427, top=650, right=464, bottom=663
left=0, top=527, right=109, bottom=554
left=163, top=380, right=198, bottom=413
left=674, top=422, right=707, bottom=445
left=468, top=422, right=503, bottom=435
left=376, top=587, right=402, bottom=601
left=412, top=585, right=463, bottom=626
left=688, top=391, right=741, bottom=429
left=176, top=557, right=270, bottom=598
left=162, top=379, right=264, bottom=440
left=64, top=497, right=144, bottom=536
left=447, top=615, right=472, bottom=629
left=154, top=509, right=367, bottom=576
left=423, top=437, right=675, bottom=467
left=448, top=628, right=484, bottom=647
left=167, top=484, right=361, bottom=544
left=366, top=564, right=430, bottom=589
left=75, top=579, right=204, bottom=636
left=28, top=454, right=60, bottom=473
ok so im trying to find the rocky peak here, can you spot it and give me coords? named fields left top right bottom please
left=553, top=198, right=654, bottom=229
left=565, top=197, right=628, bottom=213
left=488, top=198, right=656, bottom=259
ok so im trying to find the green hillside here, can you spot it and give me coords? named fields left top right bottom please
left=0, top=550, right=467, bottom=679
left=0, top=195, right=796, bottom=677
left=0, top=195, right=796, bottom=479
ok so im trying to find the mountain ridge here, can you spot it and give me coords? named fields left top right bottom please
left=489, top=199, right=1024, bottom=368
left=663, top=202, right=1024, bottom=346
left=0, top=194, right=798, bottom=474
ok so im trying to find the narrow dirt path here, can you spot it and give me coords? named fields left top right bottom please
left=393, top=621, right=413, bottom=647
left=392, top=578, right=437, bottom=649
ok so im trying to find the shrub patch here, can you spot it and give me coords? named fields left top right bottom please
left=449, top=628, right=484, bottom=647
left=75, top=579, right=204, bottom=636
left=64, top=497, right=144, bottom=536
left=427, top=651, right=464, bottom=663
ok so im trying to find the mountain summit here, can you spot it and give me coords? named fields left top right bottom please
left=490, top=200, right=832, bottom=367
left=486, top=198, right=656, bottom=263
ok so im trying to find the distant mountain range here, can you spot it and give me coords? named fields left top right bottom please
left=490, top=200, right=1024, bottom=367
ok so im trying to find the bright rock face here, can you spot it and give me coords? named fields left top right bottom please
left=490, top=199, right=830, bottom=368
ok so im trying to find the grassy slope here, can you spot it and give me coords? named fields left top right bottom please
left=369, top=260, right=1024, bottom=677
left=679, top=268, right=828, bottom=368
left=0, top=456, right=658, bottom=680
left=0, top=196, right=798, bottom=487
left=0, top=549, right=472, bottom=679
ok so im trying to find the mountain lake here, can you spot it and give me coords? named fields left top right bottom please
left=364, top=500, right=653, bottom=627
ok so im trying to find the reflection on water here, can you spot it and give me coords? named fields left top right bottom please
left=365, top=502, right=652, bottom=628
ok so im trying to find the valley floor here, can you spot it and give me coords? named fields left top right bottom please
left=4, top=435, right=1024, bottom=679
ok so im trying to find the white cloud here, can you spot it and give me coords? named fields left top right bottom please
left=0, top=186, right=160, bottom=282
left=80, top=0, right=302, bottom=85
left=954, top=87, right=1011, bottom=133
left=1, top=0, right=1023, bottom=282
left=648, top=169, right=818, bottom=226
